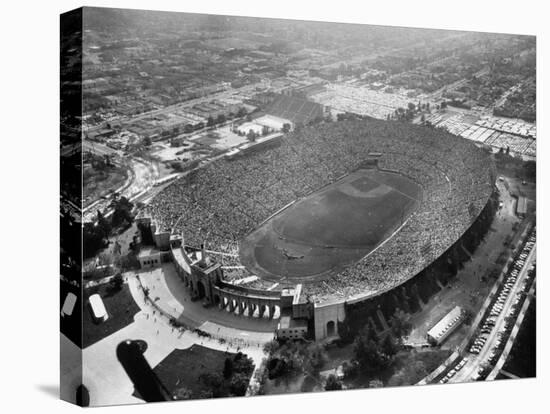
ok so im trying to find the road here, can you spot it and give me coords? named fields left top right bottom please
left=449, top=243, right=536, bottom=383
left=83, top=139, right=121, bottom=157
left=83, top=157, right=159, bottom=222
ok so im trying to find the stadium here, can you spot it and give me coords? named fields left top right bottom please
left=146, top=118, right=496, bottom=339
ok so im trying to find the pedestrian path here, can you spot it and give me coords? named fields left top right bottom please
left=80, top=270, right=272, bottom=405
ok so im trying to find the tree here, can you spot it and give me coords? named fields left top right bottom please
left=265, top=341, right=326, bottom=381
left=389, top=310, right=412, bottom=341
left=342, top=361, right=359, bottom=378
left=207, top=116, right=215, bottom=127
left=324, top=374, right=343, bottom=391
left=387, top=360, right=427, bottom=387
left=83, top=222, right=108, bottom=259
left=282, top=123, right=291, bottom=133
left=369, top=379, right=384, bottom=388
left=142, top=136, right=152, bottom=146
left=232, top=352, right=254, bottom=376
left=110, top=273, right=124, bottom=291
left=113, top=241, right=122, bottom=256
left=353, top=326, right=390, bottom=374
left=230, top=373, right=250, bottom=396
left=223, top=357, right=234, bottom=379
left=111, top=196, right=134, bottom=228
left=246, top=129, right=256, bottom=142
left=381, top=333, right=398, bottom=357
left=97, top=210, right=111, bottom=238
left=523, top=160, right=536, bottom=181
left=216, top=114, right=226, bottom=124
left=173, top=387, right=192, bottom=400
left=263, top=340, right=280, bottom=355
left=306, top=343, right=328, bottom=374
left=237, top=107, right=247, bottom=118
left=200, top=372, right=226, bottom=397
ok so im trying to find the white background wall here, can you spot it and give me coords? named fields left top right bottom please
left=0, top=0, right=547, bottom=413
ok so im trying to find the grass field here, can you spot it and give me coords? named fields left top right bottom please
left=152, top=345, right=253, bottom=398
left=240, top=169, right=422, bottom=283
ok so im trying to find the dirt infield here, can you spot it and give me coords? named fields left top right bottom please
left=240, top=169, right=422, bottom=284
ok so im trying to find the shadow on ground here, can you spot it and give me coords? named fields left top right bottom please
left=36, top=384, right=59, bottom=399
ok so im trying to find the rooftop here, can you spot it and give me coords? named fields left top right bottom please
left=279, top=315, right=308, bottom=330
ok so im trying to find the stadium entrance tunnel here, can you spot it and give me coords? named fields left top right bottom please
left=197, top=281, right=206, bottom=299
left=240, top=169, right=422, bottom=283
left=326, top=321, right=336, bottom=336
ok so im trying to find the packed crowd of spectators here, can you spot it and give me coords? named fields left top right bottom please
left=146, top=119, right=495, bottom=302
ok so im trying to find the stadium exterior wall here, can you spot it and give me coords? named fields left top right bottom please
left=165, top=186, right=495, bottom=341
left=314, top=301, right=346, bottom=340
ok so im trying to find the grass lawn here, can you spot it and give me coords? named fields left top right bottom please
left=82, top=283, right=140, bottom=348
left=152, top=345, right=254, bottom=399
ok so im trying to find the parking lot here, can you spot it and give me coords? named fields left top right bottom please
left=447, top=230, right=536, bottom=383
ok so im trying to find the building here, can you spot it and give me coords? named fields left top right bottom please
left=427, top=306, right=466, bottom=345
left=254, top=114, right=292, bottom=132
left=291, top=284, right=311, bottom=319
left=137, top=246, right=162, bottom=269
left=516, top=196, right=528, bottom=217
left=135, top=215, right=173, bottom=269
left=236, top=122, right=264, bottom=136
left=276, top=315, right=308, bottom=340
left=313, top=300, right=346, bottom=339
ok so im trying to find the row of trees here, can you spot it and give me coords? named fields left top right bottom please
left=351, top=326, right=399, bottom=375
left=263, top=339, right=327, bottom=383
